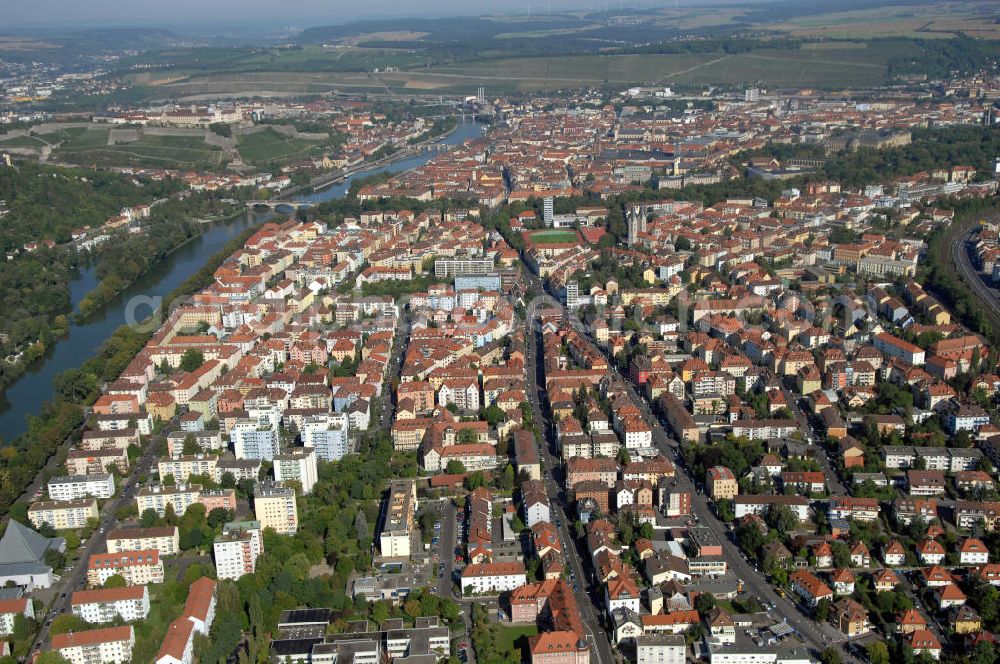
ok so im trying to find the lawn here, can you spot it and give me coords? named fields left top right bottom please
left=493, top=624, right=538, bottom=652
left=237, top=127, right=325, bottom=163
left=528, top=229, right=579, bottom=245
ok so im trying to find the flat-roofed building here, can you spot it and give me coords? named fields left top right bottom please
left=253, top=482, right=298, bottom=535
left=273, top=448, right=318, bottom=494
left=379, top=479, right=417, bottom=558
left=47, top=474, right=115, bottom=502
left=213, top=520, right=263, bottom=581
left=637, top=633, right=685, bottom=664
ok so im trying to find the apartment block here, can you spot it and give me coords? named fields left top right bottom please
left=157, top=454, right=219, bottom=483
left=28, top=498, right=99, bottom=530
left=253, top=482, right=299, bottom=535
left=71, top=586, right=150, bottom=624
left=87, top=550, right=164, bottom=587
left=52, top=625, right=135, bottom=664
left=47, top=474, right=115, bottom=502
left=106, top=526, right=180, bottom=556
left=272, top=448, right=319, bottom=495
left=136, top=484, right=201, bottom=518
left=213, top=520, right=263, bottom=581
left=379, top=479, right=417, bottom=558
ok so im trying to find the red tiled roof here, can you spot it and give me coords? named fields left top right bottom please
left=53, top=625, right=133, bottom=649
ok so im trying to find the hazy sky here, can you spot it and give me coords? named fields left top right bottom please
left=5, top=0, right=674, bottom=28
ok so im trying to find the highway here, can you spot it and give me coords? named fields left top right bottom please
left=520, top=270, right=856, bottom=662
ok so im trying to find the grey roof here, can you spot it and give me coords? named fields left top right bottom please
left=0, top=520, right=64, bottom=577
left=0, top=520, right=59, bottom=564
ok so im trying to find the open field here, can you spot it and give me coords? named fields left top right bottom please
left=393, top=43, right=915, bottom=91
left=142, top=70, right=393, bottom=97
left=122, top=44, right=424, bottom=79
left=236, top=128, right=327, bottom=163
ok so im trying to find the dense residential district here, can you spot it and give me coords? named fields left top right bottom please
left=7, top=85, right=1000, bottom=664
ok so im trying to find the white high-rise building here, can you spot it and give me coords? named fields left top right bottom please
left=213, top=520, right=263, bottom=581
left=230, top=418, right=279, bottom=460
left=302, top=414, right=351, bottom=461
left=273, top=448, right=318, bottom=494
left=543, top=197, right=554, bottom=226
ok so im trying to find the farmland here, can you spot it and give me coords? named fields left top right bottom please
left=51, top=130, right=224, bottom=169
left=235, top=128, right=329, bottom=163
left=133, top=39, right=926, bottom=100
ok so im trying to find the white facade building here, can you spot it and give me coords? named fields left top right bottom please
left=213, top=521, right=263, bottom=581
left=273, top=448, right=318, bottom=495
left=47, top=474, right=115, bottom=501
left=71, top=586, right=151, bottom=624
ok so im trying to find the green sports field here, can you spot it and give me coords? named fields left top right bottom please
left=528, top=230, right=579, bottom=244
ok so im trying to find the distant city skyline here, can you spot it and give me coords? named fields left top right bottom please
left=3, top=0, right=710, bottom=28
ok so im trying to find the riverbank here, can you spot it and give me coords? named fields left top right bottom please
left=74, top=199, right=250, bottom=321
left=0, top=116, right=485, bottom=445
left=286, top=117, right=469, bottom=198
left=0, top=224, right=262, bottom=519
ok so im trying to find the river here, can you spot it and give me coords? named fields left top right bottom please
left=0, top=118, right=485, bottom=442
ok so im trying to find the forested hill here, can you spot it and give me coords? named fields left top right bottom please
left=0, top=163, right=180, bottom=254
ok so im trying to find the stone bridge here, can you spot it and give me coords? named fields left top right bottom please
left=246, top=200, right=314, bottom=211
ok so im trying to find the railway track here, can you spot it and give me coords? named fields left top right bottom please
left=944, top=214, right=1000, bottom=335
